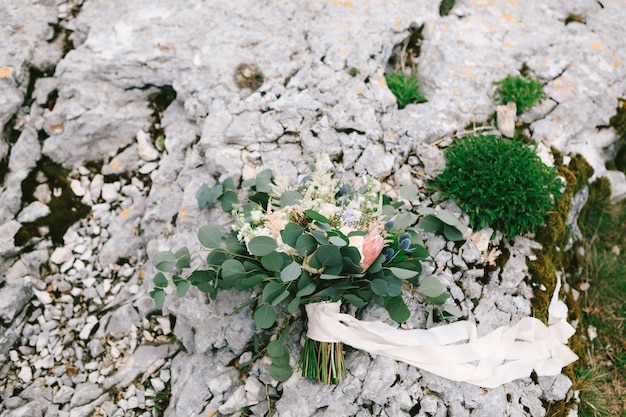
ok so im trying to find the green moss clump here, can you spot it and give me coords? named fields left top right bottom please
left=494, top=75, right=546, bottom=115
left=433, top=134, right=563, bottom=238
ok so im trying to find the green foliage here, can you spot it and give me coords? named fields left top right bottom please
left=433, top=134, right=563, bottom=238
left=493, top=75, right=546, bottom=114
left=385, top=72, right=427, bottom=109
left=151, top=169, right=469, bottom=382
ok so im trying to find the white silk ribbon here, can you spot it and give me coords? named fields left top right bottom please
left=305, top=277, right=578, bottom=388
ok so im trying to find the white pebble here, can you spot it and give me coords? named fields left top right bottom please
left=136, top=130, right=159, bottom=161
left=83, top=277, right=96, bottom=288
left=101, top=183, right=119, bottom=202
left=128, top=284, right=139, bottom=295
left=33, top=289, right=53, bottom=304
left=9, top=350, right=19, bottom=362
left=155, top=317, right=171, bottom=335
left=90, top=174, right=104, bottom=199
left=79, top=316, right=98, bottom=340
left=70, top=179, right=85, bottom=197
left=110, top=345, right=121, bottom=359
left=150, top=378, right=165, bottom=392
left=18, top=366, right=33, bottom=383
left=60, top=259, right=74, bottom=273
left=50, top=247, right=72, bottom=265
left=138, top=162, right=158, bottom=174
left=127, top=396, right=139, bottom=409
left=73, top=244, right=86, bottom=254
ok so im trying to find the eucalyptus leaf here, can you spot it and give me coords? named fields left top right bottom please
left=419, top=216, right=443, bottom=233
left=386, top=281, right=402, bottom=297
left=261, top=252, right=285, bottom=272
left=150, top=288, right=165, bottom=309
left=262, top=281, right=286, bottom=304
left=269, top=363, right=293, bottom=382
left=370, top=279, right=388, bottom=296
left=235, top=274, right=266, bottom=291
left=399, top=184, right=419, bottom=201
left=196, top=183, right=223, bottom=208
left=296, top=234, right=318, bottom=257
left=248, top=236, right=278, bottom=256
left=224, top=235, right=246, bottom=254
left=198, top=225, right=227, bottom=248
left=320, top=274, right=347, bottom=280
left=328, top=235, right=347, bottom=247
left=386, top=296, right=410, bottom=323
left=188, top=269, right=214, bottom=284
left=426, top=308, right=434, bottom=329
left=394, top=212, right=415, bottom=230
left=175, top=280, right=191, bottom=297
left=314, top=245, right=342, bottom=266
left=428, top=293, right=450, bottom=305
left=287, top=297, right=301, bottom=313
left=255, top=169, right=273, bottom=193
left=271, top=289, right=290, bottom=306
left=296, top=282, right=316, bottom=297
left=281, top=222, right=304, bottom=248
left=153, top=251, right=178, bottom=272
left=310, top=230, right=329, bottom=245
left=441, top=303, right=463, bottom=318
left=253, top=304, right=276, bottom=329
left=304, top=209, right=329, bottom=223
left=443, top=223, right=464, bottom=241
left=206, top=249, right=229, bottom=267
left=418, top=276, right=446, bottom=298
left=280, top=190, right=303, bottom=207
left=281, top=261, right=301, bottom=282
left=388, top=267, right=418, bottom=279
left=270, top=351, right=290, bottom=366
left=221, top=259, right=247, bottom=283
left=220, top=190, right=239, bottom=212
left=175, top=247, right=191, bottom=269
left=267, top=340, right=286, bottom=357
left=411, top=244, right=430, bottom=260
left=153, top=272, right=168, bottom=288
left=343, top=293, right=367, bottom=308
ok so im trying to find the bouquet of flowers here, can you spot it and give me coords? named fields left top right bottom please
left=151, top=168, right=466, bottom=384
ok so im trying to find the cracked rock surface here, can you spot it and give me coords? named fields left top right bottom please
left=1, top=0, right=625, bottom=416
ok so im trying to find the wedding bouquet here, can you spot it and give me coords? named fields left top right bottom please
left=151, top=168, right=464, bottom=384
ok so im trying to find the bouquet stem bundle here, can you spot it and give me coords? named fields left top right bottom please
left=299, top=336, right=345, bottom=384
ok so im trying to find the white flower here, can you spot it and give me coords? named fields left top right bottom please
left=318, top=203, right=338, bottom=219
left=250, top=209, right=264, bottom=223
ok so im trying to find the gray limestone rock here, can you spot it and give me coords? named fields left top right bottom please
left=0, top=284, right=33, bottom=325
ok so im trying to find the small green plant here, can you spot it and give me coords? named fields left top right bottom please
left=433, top=134, right=563, bottom=238
left=385, top=72, right=427, bottom=109
left=493, top=75, right=546, bottom=114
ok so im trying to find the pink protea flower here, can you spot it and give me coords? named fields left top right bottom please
left=359, top=232, right=385, bottom=272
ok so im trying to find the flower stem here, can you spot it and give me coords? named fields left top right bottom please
left=298, top=336, right=345, bottom=384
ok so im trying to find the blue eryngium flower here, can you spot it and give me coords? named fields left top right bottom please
left=337, top=183, right=352, bottom=196
left=384, top=220, right=396, bottom=231
left=383, top=247, right=395, bottom=260
left=398, top=233, right=411, bottom=251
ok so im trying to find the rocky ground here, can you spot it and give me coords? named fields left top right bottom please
left=1, top=0, right=625, bottom=416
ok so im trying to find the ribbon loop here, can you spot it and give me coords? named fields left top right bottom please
left=305, top=277, right=577, bottom=388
